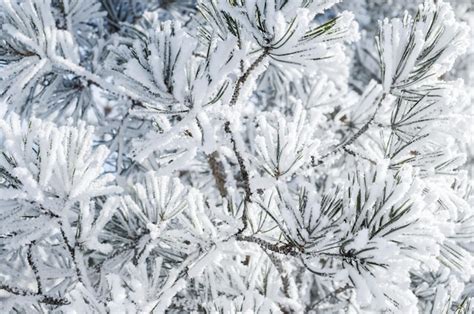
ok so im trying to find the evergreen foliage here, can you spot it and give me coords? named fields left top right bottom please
left=0, top=0, right=472, bottom=312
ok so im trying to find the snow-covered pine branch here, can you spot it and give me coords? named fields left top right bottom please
left=0, top=0, right=472, bottom=312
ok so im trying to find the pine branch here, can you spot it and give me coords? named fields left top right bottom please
left=0, top=0, right=470, bottom=311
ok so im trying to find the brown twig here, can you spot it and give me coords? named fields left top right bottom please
left=225, top=122, right=252, bottom=234
left=229, top=49, right=269, bottom=107
left=208, top=151, right=228, bottom=198
left=236, top=235, right=299, bottom=257
left=223, top=49, right=270, bottom=233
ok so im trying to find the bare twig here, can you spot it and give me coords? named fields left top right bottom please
left=217, top=50, right=270, bottom=233
left=0, top=283, right=69, bottom=306
left=225, top=122, right=252, bottom=234
left=236, top=234, right=299, bottom=256
left=229, top=49, right=269, bottom=107
left=309, top=284, right=352, bottom=308
left=208, top=151, right=228, bottom=198
left=313, top=93, right=387, bottom=166
left=26, top=242, right=43, bottom=294
left=57, top=221, right=104, bottom=307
